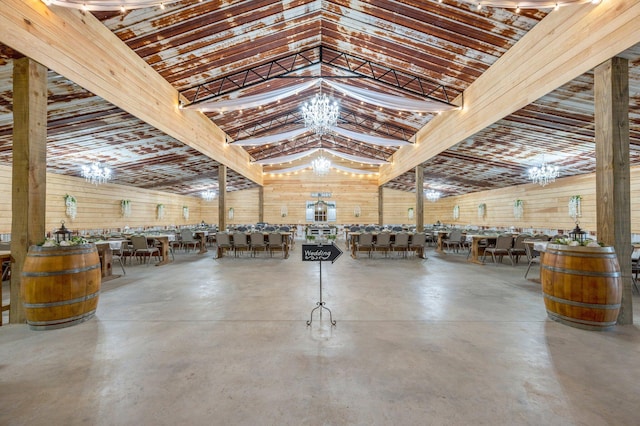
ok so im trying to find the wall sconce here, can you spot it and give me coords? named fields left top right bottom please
left=354, top=206, right=361, bottom=217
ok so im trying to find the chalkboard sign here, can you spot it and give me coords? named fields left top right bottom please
left=301, top=243, right=343, bottom=263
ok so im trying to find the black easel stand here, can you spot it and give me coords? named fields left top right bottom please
left=307, top=260, right=336, bottom=326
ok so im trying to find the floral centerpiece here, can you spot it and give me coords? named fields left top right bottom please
left=40, top=235, right=88, bottom=247
left=551, top=237, right=603, bottom=247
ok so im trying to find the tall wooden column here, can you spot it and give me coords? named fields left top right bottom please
left=378, top=186, right=383, bottom=226
left=258, top=186, right=264, bottom=223
left=594, top=57, right=632, bottom=325
left=415, top=165, right=424, bottom=232
left=218, top=164, right=227, bottom=232
left=11, top=58, right=48, bottom=324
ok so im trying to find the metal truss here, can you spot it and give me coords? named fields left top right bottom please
left=180, top=46, right=462, bottom=107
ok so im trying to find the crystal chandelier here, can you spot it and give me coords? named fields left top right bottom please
left=424, top=189, right=441, bottom=202
left=201, top=189, right=216, bottom=201
left=528, top=158, right=560, bottom=187
left=311, top=156, right=331, bottom=176
left=81, top=162, right=112, bottom=185
left=301, top=92, right=339, bottom=136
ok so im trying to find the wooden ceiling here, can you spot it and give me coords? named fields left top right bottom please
left=0, top=0, right=638, bottom=197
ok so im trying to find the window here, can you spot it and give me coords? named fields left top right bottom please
left=306, top=201, right=337, bottom=222
left=314, top=201, right=328, bottom=222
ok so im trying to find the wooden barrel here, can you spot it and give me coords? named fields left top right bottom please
left=541, top=244, right=621, bottom=331
left=21, top=244, right=101, bottom=330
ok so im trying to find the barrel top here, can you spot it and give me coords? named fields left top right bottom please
left=545, top=243, right=615, bottom=254
left=28, top=243, right=96, bottom=253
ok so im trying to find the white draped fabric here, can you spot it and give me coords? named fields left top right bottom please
left=233, top=126, right=408, bottom=147
left=331, top=164, right=378, bottom=175
left=231, top=128, right=309, bottom=146
left=47, top=0, right=590, bottom=12
left=44, top=1, right=181, bottom=11
left=264, top=164, right=311, bottom=174
left=254, top=149, right=320, bottom=165
left=187, top=80, right=318, bottom=112
left=323, top=148, right=389, bottom=165
left=254, top=148, right=389, bottom=166
left=265, top=163, right=378, bottom=176
left=459, top=0, right=592, bottom=8
left=329, top=126, right=410, bottom=147
left=324, top=79, right=457, bottom=113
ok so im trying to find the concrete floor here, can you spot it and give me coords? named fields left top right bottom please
left=1, top=241, right=639, bottom=425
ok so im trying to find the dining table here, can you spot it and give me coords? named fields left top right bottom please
left=466, top=234, right=499, bottom=265
left=347, top=232, right=425, bottom=259
left=217, top=232, right=292, bottom=259
left=435, top=230, right=450, bottom=253
left=94, top=241, right=115, bottom=278
left=149, top=235, right=174, bottom=266
left=195, top=231, right=208, bottom=254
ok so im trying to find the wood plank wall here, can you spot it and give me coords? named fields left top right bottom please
left=426, top=169, right=640, bottom=236
left=262, top=171, right=380, bottom=225
left=3, top=164, right=640, bottom=236
left=0, top=165, right=213, bottom=235
left=225, top=188, right=260, bottom=225
left=381, top=188, right=416, bottom=225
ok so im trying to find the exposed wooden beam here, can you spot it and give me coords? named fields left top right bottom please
left=0, top=1, right=262, bottom=186
left=595, top=57, right=631, bottom=324
left=379, top=0, right=640, bottom=184
left=11, top=57, right=48, bottom=324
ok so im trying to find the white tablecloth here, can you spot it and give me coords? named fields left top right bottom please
left=533, top=241, right=549, bottom=252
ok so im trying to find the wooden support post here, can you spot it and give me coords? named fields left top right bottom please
left=218, top=165, right=227, bottom=232
left=415, top=166, right=424, bottom=232
left=594, top=57, right=632, bottom=325
left=11, top=58, right=48, bottom=324
left=378, top=186, right=383, bottom=226
left=258, top=186, right=264, bottom=223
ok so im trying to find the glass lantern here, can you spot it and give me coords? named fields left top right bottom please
left=569, top=222, right=586, bottom=243
left=54, top=220, right=72, bottom=243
